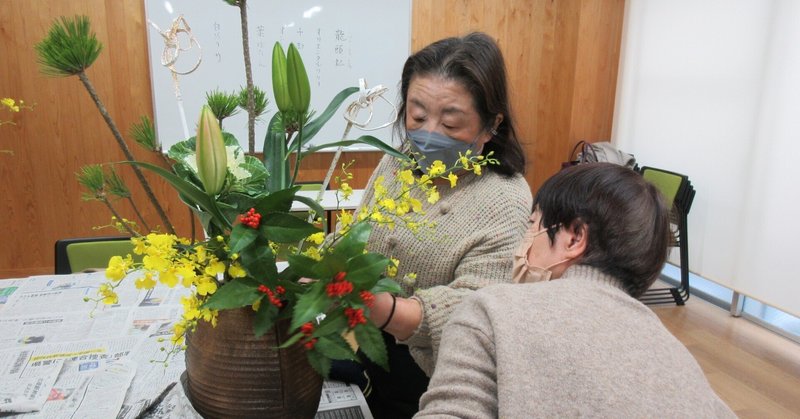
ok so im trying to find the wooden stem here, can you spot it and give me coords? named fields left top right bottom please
left=77, top=71, right=175, bottom=234
left=238, top=0, right=256, bottom=155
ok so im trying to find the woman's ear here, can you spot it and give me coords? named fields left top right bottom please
left=493, top=113, right=504, bottom=132
left=562, top=221, right=588, bottom=259
left=480, top=114, right=504, bottom=145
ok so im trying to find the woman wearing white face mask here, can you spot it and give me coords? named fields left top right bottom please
left=417, top=163, right=735, bottom=418
left=329, top=32, right=532, bottom=417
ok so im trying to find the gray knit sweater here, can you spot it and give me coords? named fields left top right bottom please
left=417, top=265, right=736, bottom=418
left=359, top=154, right=532, bottom=376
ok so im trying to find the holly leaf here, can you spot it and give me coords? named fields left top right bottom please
left=354, top=324, right=388, bottom=371
left=312, top=254, right=347, bottom=278
left=313, top=310, right=348, bottom=337
left=290, top=282, right=329, bottom=331
left=286, top=254, right=323, bottom=279
left=371, top=277, right=404, bottom=295
left=262, top=213, right=321, bottom=243
left=239, top=241, right=277, bottom=280
left=331, top=222, right=372, bottom=259
left=254, top=186, right=300, bottom=214
left=314, top=335, right=358, bottom=362
left=306, top=349, right=332, bottom=378
left=228, top=223, right=258, bottom=254
left=277, top=330, right=305, bottom=349
left=345, top=253, right=390, bottom=288
left=253, top=302, right=279, bottom=337
left=204, top=278, right=261, bottom=310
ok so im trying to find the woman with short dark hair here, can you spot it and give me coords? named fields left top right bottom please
left=416, top=163, right=735, bottom=418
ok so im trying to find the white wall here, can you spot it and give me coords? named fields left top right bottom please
left=613, top=0, right=800, bottom=316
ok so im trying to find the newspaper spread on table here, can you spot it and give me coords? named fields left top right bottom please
left=0, top=271, right=373, bottom=418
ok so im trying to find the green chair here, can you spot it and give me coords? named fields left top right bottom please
left=54, top=236, right=137, bottom=274
left=638, top=166, right=696, bottom=305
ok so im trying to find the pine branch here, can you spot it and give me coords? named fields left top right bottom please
left=77, top=71, right=176, bottom=234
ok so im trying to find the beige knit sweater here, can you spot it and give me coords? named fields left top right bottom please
left=416, top=265, right=736, bottom=418
left=357, top=154, right=532, bottom=376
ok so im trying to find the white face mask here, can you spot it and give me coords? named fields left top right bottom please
left=511, top=225, right=570, bottom=283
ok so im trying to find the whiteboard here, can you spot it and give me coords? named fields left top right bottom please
left=144, top=0, right=411, bottom=152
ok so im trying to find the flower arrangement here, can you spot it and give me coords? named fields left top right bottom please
left=32, top=12, right=497, bottom=376
left=96, top=155, right=489, bottom=375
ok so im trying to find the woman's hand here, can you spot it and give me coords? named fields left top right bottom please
left=369, top=293, right=423, bottom=340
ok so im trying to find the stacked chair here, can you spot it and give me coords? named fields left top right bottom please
left=638, top=166, right=696, bottom=305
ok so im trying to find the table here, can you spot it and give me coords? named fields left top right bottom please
left=292, top=189, right=365, bottom=212
left=0, top=272, right=372, bottom=418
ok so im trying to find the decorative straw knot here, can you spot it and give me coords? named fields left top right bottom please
left=343, top=78, right=398, bottom=130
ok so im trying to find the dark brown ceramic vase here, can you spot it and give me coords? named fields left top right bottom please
left=184, top=308, right=323, bottom=418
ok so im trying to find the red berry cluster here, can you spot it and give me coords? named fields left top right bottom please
left=344, top=307, right=367, bottom=328
left=239, top=208, right=262, bottom=229
left=359, top=290, right=375, bottom=308
left=326, top=271, right=353, bottom=298
left=257, top=284, right=285, bottom=308
left=300, top=322, right=317, bottom=350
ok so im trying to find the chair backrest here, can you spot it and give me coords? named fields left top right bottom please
left=639, top=166, right=692, bottom=212
left=54, top=236, right=136, bottom=274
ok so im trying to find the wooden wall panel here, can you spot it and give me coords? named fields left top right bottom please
left=411, top=0, right=625, bottom=194
left=0, top=0, right=624, bottom=278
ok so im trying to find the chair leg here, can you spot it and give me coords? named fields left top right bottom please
left=677, top=211, right=691, bottom=304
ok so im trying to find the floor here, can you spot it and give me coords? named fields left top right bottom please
left=652, top=294, right=800, bottom=418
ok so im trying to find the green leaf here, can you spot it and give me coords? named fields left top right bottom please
left=300, top=86, right=358, bottom=144
left=354, top=324, right=389, bottom=370
left=312, top=311, right=348, bottom=337
left=332, top=222, right=372, bottom=259
left=314, top=335, right=358, bottom=362
left=291, top=282, right=329, bottom=331
left=286, top=254, right=323, bottom=279
left=300, top=135, right=410, bottom=161
left=313, top=254, right=348, bottom=279
left=204, top=278, right=261, bottom=310
left=228, top=223, right=258, bottom=254
left=221, top=192, right=262, bottom=214
left=122, top=161, right=231, bottom=230
left=253, top=302, right=279, bottom=337
left=240, top=241, right=278, bottom=280
left=371, top=277, right=404, bottom=295
left=291, top=195, right=328, bottom=233
left=306, top=349, right=332, bottom=378
left=277, top=330, right=305, bottom=349
left=239, top=155, right=268, bottom=193
left=253, top=186, right=300, bottom=214
left=264, top=127, right=289, bottom=193
left=345, top=253, right=390, bottom=288
left=262, top=212, right=321, bottom=243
